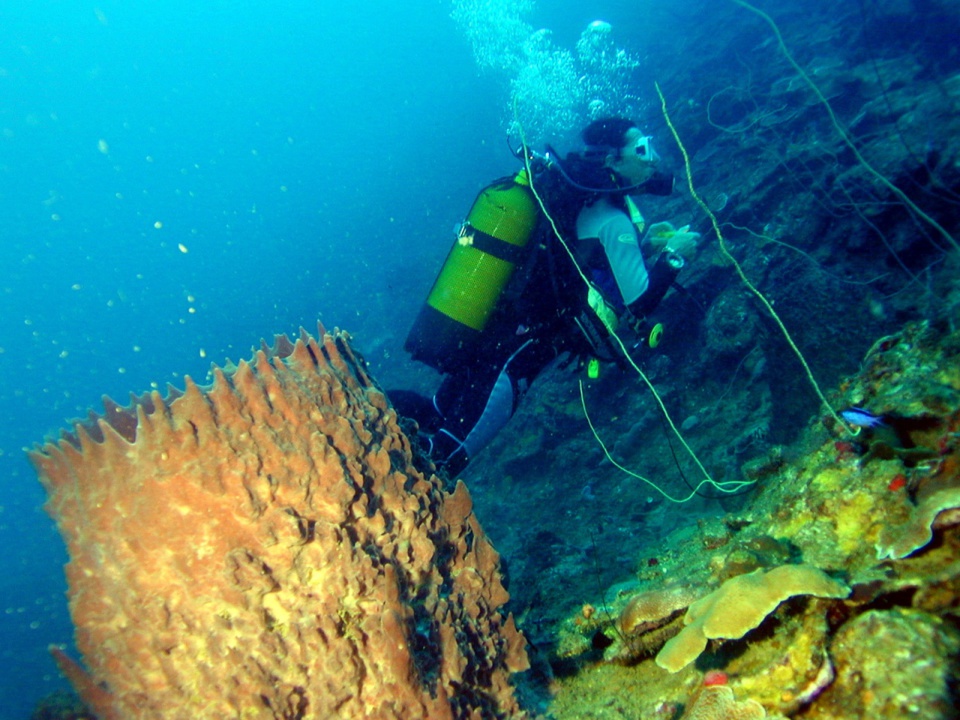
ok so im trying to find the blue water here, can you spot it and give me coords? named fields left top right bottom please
left=3, top=0, right=949, bottom=716
left=0, top=1, right=502, bottom=714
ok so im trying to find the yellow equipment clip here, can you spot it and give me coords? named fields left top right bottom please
left=625, top=195, right=645, bottom=235
left=648, top=322, right=664, bottom=348
left=587, top=357, right=600, bottom=379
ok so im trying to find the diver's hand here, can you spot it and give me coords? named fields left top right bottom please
left=645, top=221, right=700, bottom=259
left=665, top=226, right=699, bottom=259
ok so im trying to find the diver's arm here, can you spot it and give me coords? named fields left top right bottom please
left=593, top=211, right=649, bottom=306
left=592, top=210, right=684, bottom=322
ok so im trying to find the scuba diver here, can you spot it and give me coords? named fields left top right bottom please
left=391, top=117, right=699, bottom=477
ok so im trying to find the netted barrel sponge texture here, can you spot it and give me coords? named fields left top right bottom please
left=656, top=564, right=849, bottom=673
left=30, top=327, right=528, bottom=720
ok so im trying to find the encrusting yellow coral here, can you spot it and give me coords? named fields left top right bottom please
left=656, top=564, right=850, bottom=673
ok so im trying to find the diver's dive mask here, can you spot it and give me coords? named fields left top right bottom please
left=634, top=134, right=659, bottom=162
left=627, top=134, right=672, bottom=195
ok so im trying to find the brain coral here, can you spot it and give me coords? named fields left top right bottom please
left=29, top=327, right=528, bottom=720
left=656, top=564, right=849, bottom=673
left=680, top=685, right=769, bottom=720
left=608, top=585, right=700, bottom=663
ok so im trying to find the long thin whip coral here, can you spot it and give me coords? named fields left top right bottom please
left=730, top=0, right=959, bottom=255
left=577, top=379, right=755, bottom=503
left=655, top=81, right=853, bottom=435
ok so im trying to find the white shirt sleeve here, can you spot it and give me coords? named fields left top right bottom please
left=576, top=199, right=649, bottom=305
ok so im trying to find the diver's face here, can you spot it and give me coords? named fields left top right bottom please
left=607, top=127, right=659, bottom=186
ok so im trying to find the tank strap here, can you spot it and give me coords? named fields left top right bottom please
left=628, top=250, right=684, bottom=321
left=459, top=223, right=529, bottom=264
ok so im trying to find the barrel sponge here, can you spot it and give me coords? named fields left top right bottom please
left=29, top=326, right=528, bottom=720
left=656, top=564, right=850, bottom=673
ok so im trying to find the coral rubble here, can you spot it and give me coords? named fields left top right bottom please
left=30, top=327, right=528, bottom=720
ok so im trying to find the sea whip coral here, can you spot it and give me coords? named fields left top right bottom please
left=30, top=326, right=528, bottom=720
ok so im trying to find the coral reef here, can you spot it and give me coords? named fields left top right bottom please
left=29, top=327, right=528, bottom=720
left=454, top=2, right=960, bottom=717
left=806, top=608, right=960, bottom=718
left=877, top=486, right=960, bottom=560
left=547, top=320, right=960, bottom=718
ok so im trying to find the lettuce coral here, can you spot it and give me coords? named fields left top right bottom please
left=876, top=487, right=960, bottom=560
left=679, top=685, right=772, bottom=720
left=655, top=565, right=850, bottom=673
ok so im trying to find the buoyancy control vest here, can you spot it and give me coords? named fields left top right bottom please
left=404, top=157, right=676, bottom=374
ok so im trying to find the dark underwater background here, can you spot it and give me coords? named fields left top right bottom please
left=2, top=0, right=958, bottom=717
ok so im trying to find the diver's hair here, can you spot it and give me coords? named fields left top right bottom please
left=554, top=156, right=624, bottom=206
left=582, top=117, right=638, bottom=160
left=552, top=116, right=637, bottom=205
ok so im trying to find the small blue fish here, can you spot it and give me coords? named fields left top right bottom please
left=840, top=407, right=887, bottom=428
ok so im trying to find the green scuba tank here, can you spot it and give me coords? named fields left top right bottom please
left=405, top=170, right=539, bottom=373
